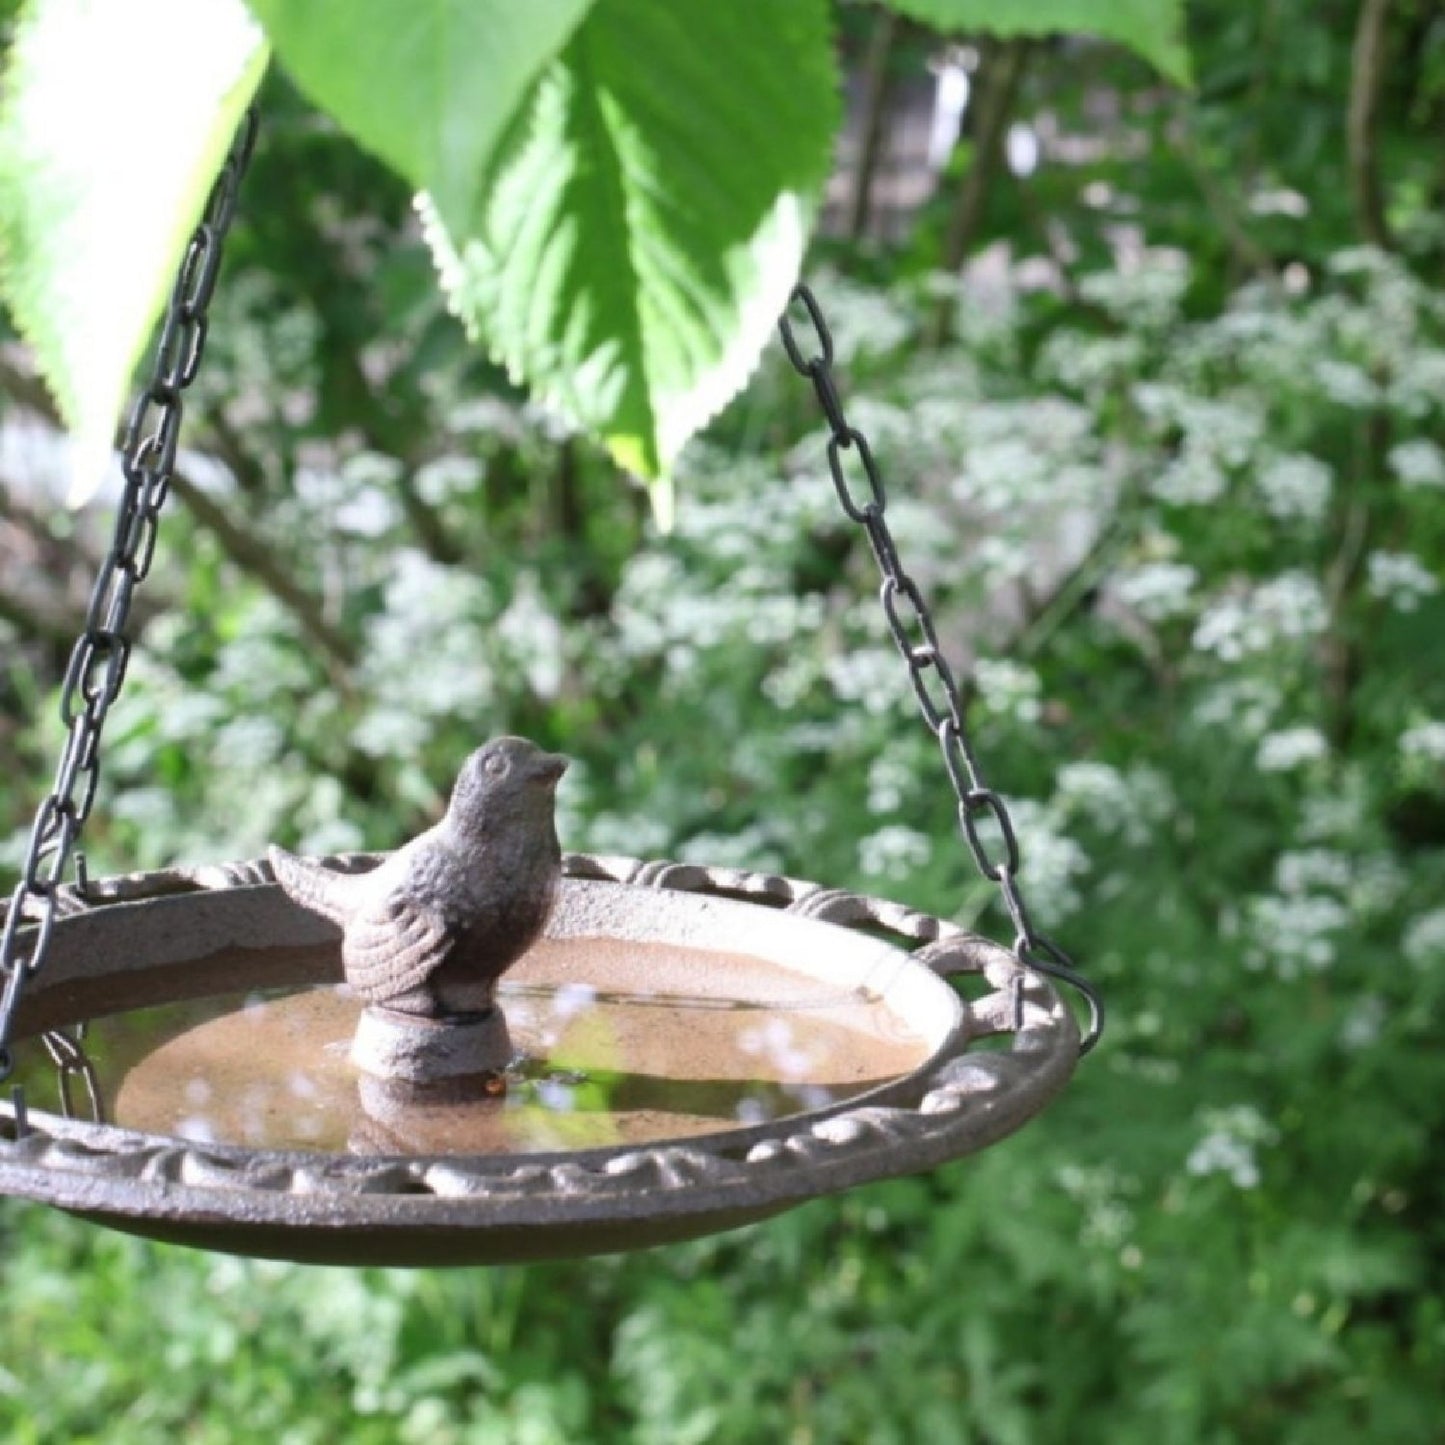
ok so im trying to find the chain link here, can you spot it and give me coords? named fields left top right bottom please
left=0, top=110, right=259, bottom=1081
left=779, top=284, right=1103, bottom=1054
left=41, top=1026, right=106, bottom=1124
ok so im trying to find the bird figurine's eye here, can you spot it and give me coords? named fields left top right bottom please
left=483, top=753, right=509, bottom=778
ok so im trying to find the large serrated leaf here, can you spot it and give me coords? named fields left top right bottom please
left=424, top=0, right=839, bottom=482
left=0, top=0, right=268, bottom=504
left=244, top=0, right=595, bottom=241
left=886, top=0, right=1192, bottom=86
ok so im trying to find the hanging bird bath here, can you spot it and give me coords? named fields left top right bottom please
left=0, top=110, right=1099, bottom=1266
left=0, top=854, right=1076, bottom=1266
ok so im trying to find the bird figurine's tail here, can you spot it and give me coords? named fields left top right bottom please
left=268, top=846, right=356, bottom=927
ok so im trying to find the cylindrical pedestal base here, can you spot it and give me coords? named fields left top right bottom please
left=351, top=1005, right=513, bottom=1084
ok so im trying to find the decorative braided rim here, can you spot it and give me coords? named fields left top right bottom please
left=0, top=855, right=1078, bottom=1241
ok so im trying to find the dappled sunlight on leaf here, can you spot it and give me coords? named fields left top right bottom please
left=0, top=0, right=267, bottom=504
left=422, top=0, right=837, bottom=485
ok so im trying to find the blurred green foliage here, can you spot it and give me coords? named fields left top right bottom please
left=1, top=2, right=1443, bottom=1442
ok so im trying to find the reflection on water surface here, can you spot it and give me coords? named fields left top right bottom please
left=12, top=937, right=929, bottom=1157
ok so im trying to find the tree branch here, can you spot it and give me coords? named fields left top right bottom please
left=0, top=582, right=70, bottom=651
left=1174, top=108, right=1278, bottom=283
left=1348, top=0, right=1395, bottom=251
left=933, top=38, right=1032, bottom=344
left=847, top=7, right=900, bottom=243
left=941, top=39, right=1031, bottom=272
left=0, top=463, right=135, bottom=653
left=322, top=329, right=466, bottom=566
left=395, top=464, right=465, bottom=566
left=166, top=471, right=358, bottom=677
left=198, top=407, right=270, bottom=496
left=0, top=347, right=357, bottom=683
left=1323, top=400, right=1390, bottom=749
left=0, top=344, right=59, bottom=418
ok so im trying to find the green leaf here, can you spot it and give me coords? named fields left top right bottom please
left=0, top=0, right=268, bottom=504
left=424, top=0, right=839, bottom=481
left=884, top=0, right=1192, bottom=87
left=244, top=0, right=596, bottom=240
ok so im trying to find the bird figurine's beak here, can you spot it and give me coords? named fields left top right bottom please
left=533, top=752, right=569, bottom=786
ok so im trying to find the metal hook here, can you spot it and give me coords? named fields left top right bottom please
left=1016, top=936, right=1104, bottom=1055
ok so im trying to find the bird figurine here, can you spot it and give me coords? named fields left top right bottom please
left=268, top=737, right=568, bottom=1024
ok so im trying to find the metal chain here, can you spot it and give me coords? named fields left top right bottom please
left=41, top=1025, right=106, bottom=1124
left=0, top=109, right=260, bottom=1081
left=779, top=283, right=1104, bottom=1054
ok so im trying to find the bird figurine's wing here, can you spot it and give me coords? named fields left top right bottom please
left=268, top=846, right=372, bottom=927
left=342, top=887, right=457, bottom=1007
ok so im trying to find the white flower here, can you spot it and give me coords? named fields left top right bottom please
left=1152, top=448, right=1228, bottom=506
left=1299, top=769, right=1370, bottom=840
left=1056, top=762, right=1130, bottom=810
left=1388, top=439, right=1445, bottom=490
left=1399, top=720, right=1445, bottom=763
left=678, top=827, right=784, bottom=874
left=1274, top=849, right=1351, bottom=895
left=582, top=812, right=675, bottom=860
left=1113, top=561, right=1198, bottom=622
left=1340, top=994, right=1386, bottom=1051
left=881, top=498, right=956, bottom=570
left=1403, top=909, right=1445, bottom=968
left=414, top=454, right=482, bottom=505
left=1192, top=572, right=1326, bottom=660
left=972, top=534, right=1032, bottom=585
left=866, top=752, right=913, bottom=815
left=744, top=594, right=825, bottom=648
left=299, top=456, right=402, bottom=538
left=359, top=555, right=497, bottom=727
left=1256, top=571, right=1330, bottom=633
left=972, top=658, right=1042, bottom=725
left=352, top=704, right=429, bottom=757
left=212, top=716, right=285, bottom=768
left=1054, top=1164, right=1136, bottom=1248
left=1039, top=331, right=1145, bottom=394
left=497, top=575, right=565, bottom=700
left=1186, top=1106, right=1277, bottom=1189
left=1139, top=394, right=1265, bottom=467
left=955, top=435, right=1047, bottom=511
left=1247, top=893, right=1350, bottom=976
left=844, top=396, right=913, bottom=452
left=1131, top=382, right=1188, bottom=424
left=1000, top=800, right=1089, bottom=916
left=1366, top=552, right=1439, bottom=611
left=1325, top=245, right=1398, bottom=280
left=1191, top=677, right=1284, bottom=738
left=1391, top=348, right=1445, bottom=418
left=1348, top=854, right=1407, bottom=915
left=1186, top=1135, right=1260, bottom=1187
left=298, top=816, right=367, bottom=857
left=1255, top=453, right=1332, bottom=524
left=858, top=825, right=933, bottom=881
left=1191, top=600, right=1271, bottom=661
left=1054, top=762, right=1172, bottom=847
left=1250, top=188, right=1310, bottom=219
left=1257, top=727, right=1329, bottom=772
left=1314, top=358, right=1379, bottom=407
left=761, top=654, right=820, bottom=710
left=1078, top=251, right=1189, bottom=326
left=826, top=648, right=909, bottom=716
left=340, top=450, right=403, bottom=491
left=0, top=829, right=29, bottom=873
